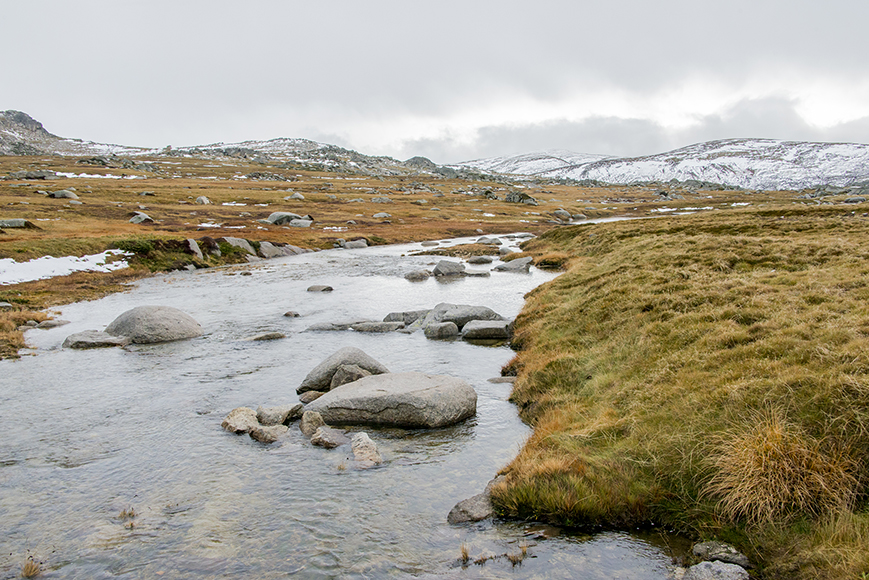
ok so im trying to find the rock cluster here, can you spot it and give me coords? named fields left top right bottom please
left=672, top=541, right=752, bottom=580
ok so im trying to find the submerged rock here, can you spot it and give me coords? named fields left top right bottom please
left=62, top=330, right=131, bottom=349
left=249, top=424, right=288, bottom=443
left=494, top=257, right=533, bottom=272
left=311, top=426, right=350, bottom=449
left=306, top=372, right=477, bottom=428
left=404, top=270, right=431, bottom=282
left=105, top=305, right=203, bottom=344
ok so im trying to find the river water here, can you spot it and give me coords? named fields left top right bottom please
left=1, top=234, right=682, bottom=579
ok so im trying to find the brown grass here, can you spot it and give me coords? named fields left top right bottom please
left=21, top=557, right=41, bottom=578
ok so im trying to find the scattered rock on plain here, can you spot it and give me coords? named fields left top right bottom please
left=195, top=196, right=211, bottom=205
left=220, top=236, right=256, bottom=255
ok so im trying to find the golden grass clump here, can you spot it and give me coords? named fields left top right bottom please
left=21, top=557, right=41, bottom=578
left=705, top=406, right=858, bottom=526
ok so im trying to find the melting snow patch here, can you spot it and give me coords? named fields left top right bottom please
left=222, top=202, right=247, bottom=206
left=731, top=202, right=751, bottom=206
left=0, top=250, right=132, bottom=285
left=55, top=172, right=143, bottom=180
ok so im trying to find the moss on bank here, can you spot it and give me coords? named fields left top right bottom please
left=494, top=207, right=869, bottom=579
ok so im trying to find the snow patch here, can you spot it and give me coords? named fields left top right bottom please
left=0, top=250, right=132, bottom=285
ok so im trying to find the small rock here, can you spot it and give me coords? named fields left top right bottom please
left=494, top=257, right=533, bottom=272
left=195, top=196, right=212, bottom=205
left=221, top=407, right=259, bottom=434
left=284, top=311, right=301, bottom=318
left=330, top=364, right=372, bottom=389
left=48, top=189, right=79, bottom=199
left=299, top=410, right=326, bottom=437
left=404, top=270, right=431, bottom=282
left=344, top=239, right=368, bottom=249
left=311, top=426, right=350, bottom=449
left=692, top=541, right=751, bottom=569
left=683, top=561, right=748, bottom=580
left=351, top=321, right=404, bottom=333
left=447, top=475, right=505, bottom=524
left=432, top=260, right=465, bottom=277
left=249, top=424, right=288, bottom=443
left=424, top=322, right=459, bottom=339
left=299, top=391, right=325, bottom=404
left=257, top=404, right=304, bottom=426
left=247, top=332, right=286, bottom=341
left=62, top=330, right=131, bottom=349
left=467, top=256, right=494, bottom=264
left=372, top=212, right=391, bottom=219
left=186, top=238, right=204, bottom=260
left=461, top=320, right=513, bottom=340
left=351, top=432, right=382, bottom=466
left=307, top=285, right=333, bottom=292
left=36, top=319, right=70, bottom=329
left=129, top=212, right=153, bottom=224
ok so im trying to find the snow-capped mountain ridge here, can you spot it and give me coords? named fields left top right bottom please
left=456, top=139, right=869, bottom=190
left=3, top=111, right=868, bottom=190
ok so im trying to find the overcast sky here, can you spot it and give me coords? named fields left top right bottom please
left=3, top=1, right=869, bottom=163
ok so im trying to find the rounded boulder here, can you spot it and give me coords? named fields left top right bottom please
left=105, top=305, right=203, bottom=344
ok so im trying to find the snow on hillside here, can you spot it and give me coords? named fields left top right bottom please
left=456, top=150, right=612, bottom=175
left=456, top=139, right=869, bottom=190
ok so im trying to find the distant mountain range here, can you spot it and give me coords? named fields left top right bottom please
left=3, top=110, right=869, bottom=190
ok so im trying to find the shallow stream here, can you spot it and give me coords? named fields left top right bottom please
left=1, top=233, right=683, bottom=579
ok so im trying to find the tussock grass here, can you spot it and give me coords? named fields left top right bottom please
left=496, top=207, right=869, bottom=578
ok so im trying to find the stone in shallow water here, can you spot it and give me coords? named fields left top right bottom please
left=105, top=305, right=202, bottom=344
left=249, top=424, right=288, bottom=443
left=297, top=347, right=389, bottom=393
left=351, top=432, right=382, bottom=466
left=221, top=407, right=258, bottom=434
left=256, top=404, right=303, bottom=426
left=306, top=372, right=477, bottom=428
left=62, top=330, right=131, bottom=349
left=311, top=426, right=349, bottom=449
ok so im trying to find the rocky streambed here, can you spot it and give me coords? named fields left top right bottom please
left=1, top=234, right=691, bottom=579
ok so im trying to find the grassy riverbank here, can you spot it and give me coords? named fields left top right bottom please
left=494, top=206, right=869, bottom=578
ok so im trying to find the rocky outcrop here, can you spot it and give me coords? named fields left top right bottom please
left=297, top=347, right=390, bottom=393
left=414, top=303, right=505, bottom=332
left=104, top=305, right=202, bottom=344
left=305, top=372, right=477, bottom=428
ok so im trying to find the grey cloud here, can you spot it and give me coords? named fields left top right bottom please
left=400, top=98, right=869, bottom=163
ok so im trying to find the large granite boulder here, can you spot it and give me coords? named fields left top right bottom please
left=297, top=347, right=389, bottom=394
left=105, top=306, right=203, bottom=344
left=305, top=372, right=477, bottom=428
left=266, top=211, right=302, bottom=225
